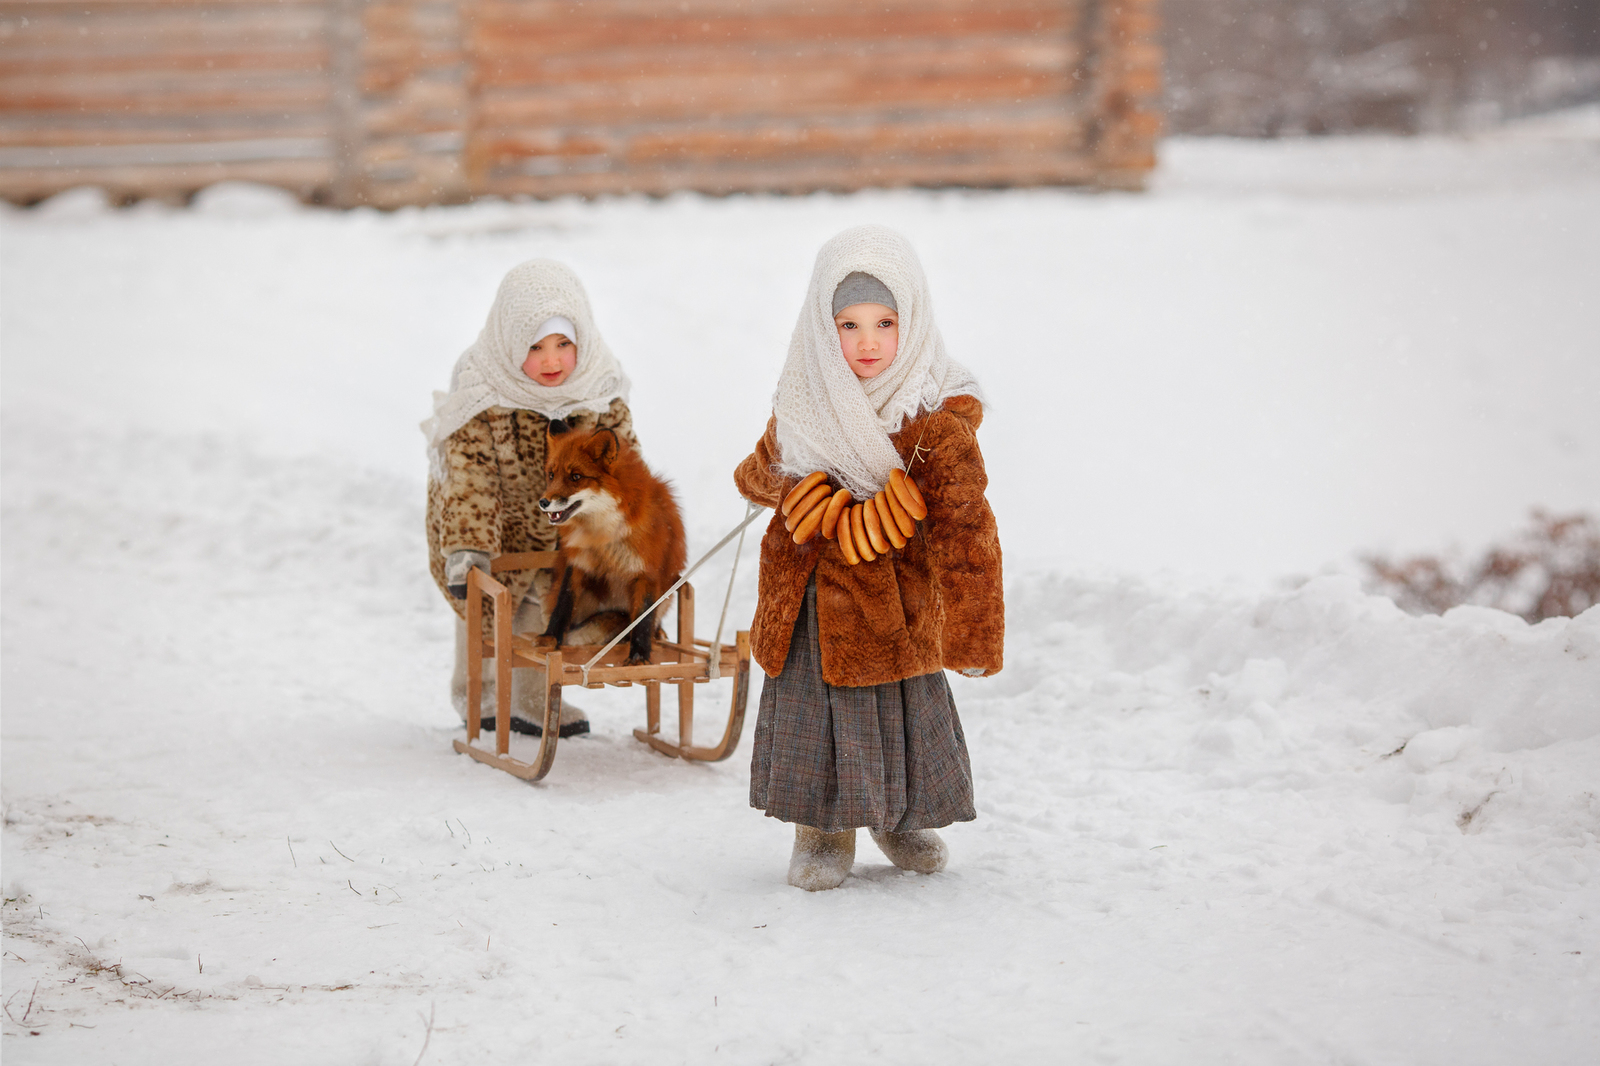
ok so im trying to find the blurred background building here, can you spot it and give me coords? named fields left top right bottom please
left=0, top=0, right=1161, bottom=205
left=1, top=1, right=1596, bottom=206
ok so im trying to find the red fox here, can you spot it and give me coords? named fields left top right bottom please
left=538, top=423, right=687, bottom=664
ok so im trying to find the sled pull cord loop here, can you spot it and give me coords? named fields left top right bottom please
left=580, top=503, right=768, bottom=687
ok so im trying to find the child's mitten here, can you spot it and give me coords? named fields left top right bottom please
left=445, top=549, right=491, bottom=599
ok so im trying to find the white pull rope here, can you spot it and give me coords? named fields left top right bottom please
left=707, top=499, right=757, bottom=679
left=579, top=503, right=769, bottom=687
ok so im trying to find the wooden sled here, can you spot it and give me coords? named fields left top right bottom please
left=452, top=551, right=751, bottom=783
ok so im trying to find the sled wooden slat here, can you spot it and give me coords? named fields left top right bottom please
left=453, top=556, right=750, bottom=783
left=489, top=550, right=559, bottom=573
left=651, top=639, right=710, bottom=661
left=677, top=583, right=695, bottom=750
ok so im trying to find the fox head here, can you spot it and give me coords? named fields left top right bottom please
left=539, top=425, right=625, bottom=527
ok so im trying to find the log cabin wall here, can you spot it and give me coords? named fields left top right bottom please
left=0, top=0, right=1161, bottom=205
left=0, top=0, right=343, bottom=202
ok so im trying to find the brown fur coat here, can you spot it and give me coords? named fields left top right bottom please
left=426, top=398, right=637, bottom=623
left=734, top=394, right=1003, bottom=687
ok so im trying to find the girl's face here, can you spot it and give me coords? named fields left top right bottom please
left=833, top=303, right=899, bottom=380
left=522, top=333, right=577, bottom=386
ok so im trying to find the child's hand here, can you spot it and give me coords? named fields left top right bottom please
left=445, top=550, right=491, bottom=599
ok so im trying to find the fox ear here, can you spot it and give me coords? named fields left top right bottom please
left=584, top=428, right=619, bottom=466
left=547, top=418, right=570, bottom=436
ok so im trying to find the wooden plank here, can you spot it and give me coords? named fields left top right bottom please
left=676, top=582, right=695, bottom=750
left=0, top=48, right=329, bottom=78
left=644, top=680, right=661, bottom=736
left=493, top=578, right=514, bottom=756
left=490, top=551, right=559, bottom=573
left=472, top=0, right=1064, bottom=12
left=557, top=661, right=715, bottom=685
left=615, top=125, right=1085, bottom=168
left=0, top=123, right=332, bottom=147
left=0, top=158, right=333, bottom=200
left=1, top=9, right=329, bottom=50
left=471, top=111, right=1089, bottom=174
left=0, top=82, right=332, bottom=115
left=473, top=40, right=1078, bottom=93
left=470, top=3, right=1075, bottom=47
left=0, top=67, right=333, bottom=93
left=469, top=153, right=1099, bottom=199
left=0, top=138, right=331, bottom=166
left=678, top=630, right=750, bottom=762
left=651, top=639, right=709, bottom=661
left=473, top=79, right=1081, bottom=129
left=2, top=0, right=323, bottom=7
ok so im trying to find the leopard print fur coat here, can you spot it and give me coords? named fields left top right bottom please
left=426, top=398, right=637, bottom=629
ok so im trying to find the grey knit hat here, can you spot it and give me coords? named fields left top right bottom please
left=831, top=271, right=898, bottom=316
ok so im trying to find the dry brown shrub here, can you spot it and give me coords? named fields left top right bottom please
left=1363, top=510, right=1600, bottom=622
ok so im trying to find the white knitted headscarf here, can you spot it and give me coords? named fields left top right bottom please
left=772, top=225, right=982, bottom=499
left=422, top=259, right=631, bottom=481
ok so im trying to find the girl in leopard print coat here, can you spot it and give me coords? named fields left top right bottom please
left=423, top=259, right=638, bottom=736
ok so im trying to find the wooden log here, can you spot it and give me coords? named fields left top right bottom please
left=472, top=70, right=1077, bottom=127
left=0, top=76, right=332, bottom=115
left=471, top=5, right=1077, bottom=53
left=471, top=111, right=1089, bottom=170
left=468, top=152, right=1100, bottom=200
left=472, top=39, right=1077, bottom=88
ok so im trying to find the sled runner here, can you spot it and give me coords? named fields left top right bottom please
left=453, top=550, right=751, bottom=783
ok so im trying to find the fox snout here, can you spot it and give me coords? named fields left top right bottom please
left=538, top=492, right=585, bottom=525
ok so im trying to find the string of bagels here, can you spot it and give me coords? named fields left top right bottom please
left=779, top=429, right=930, bottom=566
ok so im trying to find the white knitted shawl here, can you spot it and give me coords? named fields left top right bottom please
left=422, top=259, right=631, bottom=481
left=773, top=225, right=982, bottom=499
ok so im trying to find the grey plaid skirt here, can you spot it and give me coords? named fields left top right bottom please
left=749, top=578, right=976, bottom=833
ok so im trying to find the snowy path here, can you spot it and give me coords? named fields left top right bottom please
left=4, top=121, right=1599, bottom=1063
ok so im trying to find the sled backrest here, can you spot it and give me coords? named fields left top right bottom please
left=490, top=551, right=559, bottom=573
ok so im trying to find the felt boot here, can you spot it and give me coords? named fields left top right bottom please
left=788, top=825, right=856, bottom=891
left=869, top=828, right=949, bottom=874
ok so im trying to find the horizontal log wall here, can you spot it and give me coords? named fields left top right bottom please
left=461, top=0, right=1099, bottom=198
left=357, top=0, right=468, bottom=203
left=0, top=0, right=342, bottom=202
left=1, top=0, right=1161, bottom=205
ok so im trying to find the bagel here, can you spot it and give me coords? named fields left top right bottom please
left=820, top=488, right=852, bottom=540
left=783, top=483, right=831, bottom=533
left=883, top=480, right=916, bottom=539
left=862, top=496, right=890, bottom=554
left=792, top=495, right=828, bottom=544
left=851, top=504, right=876, bottom=562
left=873, top=491, right=907, bottom=550
left=836, top=502, right=862, bottom=565
left=781, top=471, right=828, bottom=516
left=888, top=468, right=927, bottom=521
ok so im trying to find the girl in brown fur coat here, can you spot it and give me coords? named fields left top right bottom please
left=423, top=259, right=638, bottom=737
left=734, top=226, right=1003, bottom=891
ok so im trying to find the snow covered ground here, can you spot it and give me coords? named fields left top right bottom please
left=3, top=112, right=1598, bottom=1063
